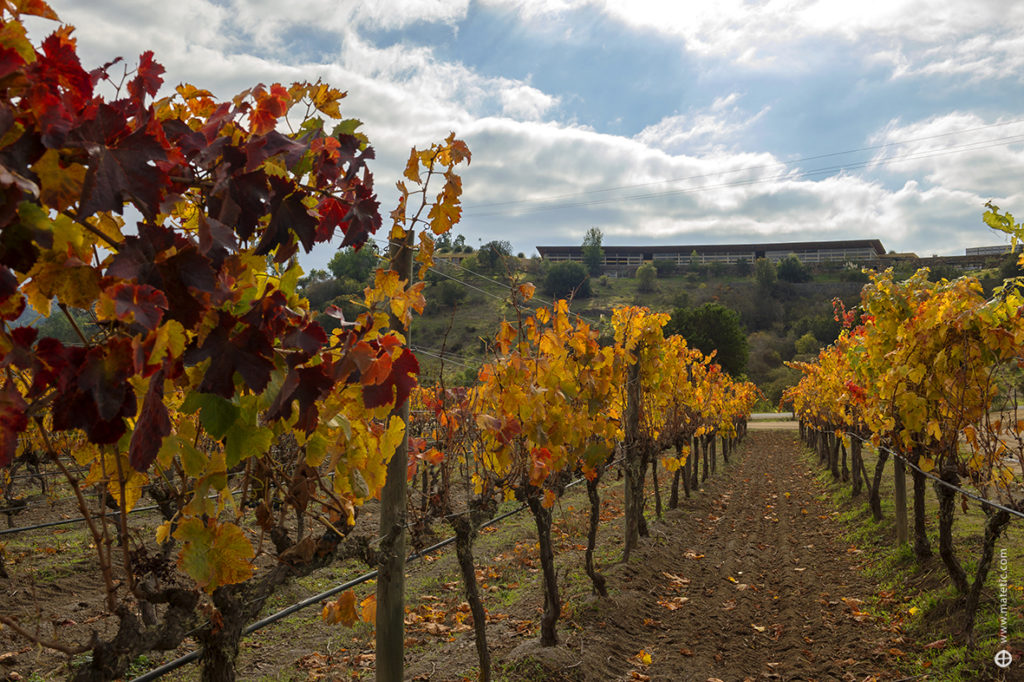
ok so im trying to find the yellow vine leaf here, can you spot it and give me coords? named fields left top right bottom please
left=173, top=518, right=254, bottom=592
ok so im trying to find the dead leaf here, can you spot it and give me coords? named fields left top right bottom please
left=923, top=639, right=947, bottom=649
left=422, top=622, right=450, bottom=635
left=662, top=571, right=691, bottom=585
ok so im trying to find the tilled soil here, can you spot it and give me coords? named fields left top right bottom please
left=1, top=430, right=903, bottom=681
left=563, top=429, right=898, bottom=682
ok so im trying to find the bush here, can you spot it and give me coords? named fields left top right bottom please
left=754, top=257, right=777, bottom=288
left=776, top=254, right=810, bottom=283
left=437, top=280, right=467, bottom=308
left=794, top=332, right=819, bottom=356
left=543, top=261, right=592, bottom=299
left=636, top=263, right=657, bottom=293
left=652, top=260, right=675, bottom=277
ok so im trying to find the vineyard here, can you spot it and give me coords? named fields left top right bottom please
left=0, top=3, right=1022, bottom=681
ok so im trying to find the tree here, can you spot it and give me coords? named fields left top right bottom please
left=754, top=257, right=777, bottom=288
left=666, top=303, right=749, bottom=376
left=477, top=240, right=513, bottom=273
left=636, top=262, right=657, bottom=293
left=543, top=261, right=591, bottom=299
left=582, top=227, right=604, bottom=275
left=734, top=257, right=752, bottom=277
left=328, top=244, right=379, bottom=284
left=776, top=254, right=810, bottom=283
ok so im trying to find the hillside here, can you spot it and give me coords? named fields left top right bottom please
left=298, top=252, right=887, bottom=408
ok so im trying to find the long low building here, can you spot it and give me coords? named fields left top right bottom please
left=537, top=239, right=886, bottom=268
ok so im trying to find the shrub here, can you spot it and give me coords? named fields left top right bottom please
left=636, top=263, right=657, bottom=293
left=543, top=261, right=592, bottom=299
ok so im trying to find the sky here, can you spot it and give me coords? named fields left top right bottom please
left=29, top=0, right=1024, bottom=269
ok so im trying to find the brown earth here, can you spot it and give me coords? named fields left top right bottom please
left=1, top=430, right=906, bottom=681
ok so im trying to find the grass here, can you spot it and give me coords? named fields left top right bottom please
left=800, top=438, right=1024, bottom=680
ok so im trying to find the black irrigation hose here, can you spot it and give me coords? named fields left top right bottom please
left=0, top=503, right=164, bottom=536
left=128, top=465, right=615, bottom=682
left=129, top=431, right=754, bottom=681
left=0, top=488, right=242, bottom=536
left=129, top=498, right=537, bottom=682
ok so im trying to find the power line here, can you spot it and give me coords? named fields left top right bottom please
left=465, top=133, right=1024, bottom=218
left=463, top=118, right=1024, bottom=211
left=409, top=345, right=475, bottom=369
left=430, top=256, right=603, bottom=328
left=370, top=236, right=604, bottom=328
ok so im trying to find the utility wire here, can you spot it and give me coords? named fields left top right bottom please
left=369, top=236, right=604, bottom=328
left=465, top=134, right=1024, bottom=218
left=429, top=256, right=603, bottom=328
left=838, top=430, right=1024, bottom=521
left=463, top=118, right=1024, bottom=210
left=409, top=345, right=474, bottom=369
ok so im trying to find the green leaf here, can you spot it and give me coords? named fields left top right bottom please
left=180, top=440, right=207, bottom=478
left=223, top=422, right=273, bottom=468
left=181, top=392, right=240, bottom=440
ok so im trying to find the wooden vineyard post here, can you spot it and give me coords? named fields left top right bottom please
left=623, top=358, right=643, bottom=560
left=376, top=229, right=415, bottom=682
left=893, top=456, right=909, bottom=545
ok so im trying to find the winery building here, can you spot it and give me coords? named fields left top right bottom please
left=536, top=239, right=886, bottom=269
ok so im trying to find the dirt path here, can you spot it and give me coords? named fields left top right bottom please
left=569, top=430, right=899, bottom=681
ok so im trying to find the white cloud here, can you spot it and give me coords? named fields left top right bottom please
left=634, top=95, right=769, bottom=154
left=490, top=0, right=1024, bottom=80
left=33, top=0, right=1024, bottom=264
left=499, top=85, right=559, bottom=121
left=867, top=114, right=1024, bottom=203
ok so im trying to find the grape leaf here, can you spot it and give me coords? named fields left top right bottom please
left=77, top=339, right=134, bottom=421
left=128, top=368, right=170, bottom=471
left=126, top=50, right=163, bottom=103
left=338, top=183, right=381, bottom=248
left=184, top=312, right=275, bottom=397
left=362, top=347, right=419, bottom=409
left=254, top=177, right=318, bottom=258
left=174, top=518, right=254, bottom=592
left=180, top=391, right=239, bottom=440
left=0, top=380, right=28, bottom=467
left=75, top=103, right=169, bottom=218
left=267, top=364, right=334, bottom=432
left=31, top=148, right=85, bottom=212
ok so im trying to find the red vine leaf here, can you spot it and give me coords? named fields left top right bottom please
left=128, top=368, right=170, bottom=471
left=0, top=380, right=28, bottom=467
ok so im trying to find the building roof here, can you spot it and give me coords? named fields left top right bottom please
left=536, top=239, right=885, bottom=256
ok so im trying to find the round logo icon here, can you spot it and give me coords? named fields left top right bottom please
left=994, top=649, right=1013, bottom=669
